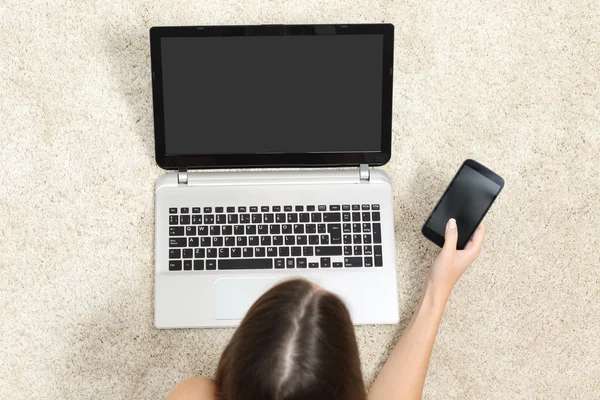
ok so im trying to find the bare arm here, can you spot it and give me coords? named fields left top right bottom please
left=166, top=377, right=218, bottom=400
left=369, top=219, right=486, bottom=400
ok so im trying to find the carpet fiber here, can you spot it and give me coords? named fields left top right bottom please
left=1, top=0, right=599, bottom=398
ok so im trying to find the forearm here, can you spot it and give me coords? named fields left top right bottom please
left=369, top=280, right=449, bottom=400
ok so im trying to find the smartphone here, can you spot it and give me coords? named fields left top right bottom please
left=422, top=159, right=504, bottom=250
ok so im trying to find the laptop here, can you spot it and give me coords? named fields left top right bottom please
left=150, top=23, right=398, bottom=328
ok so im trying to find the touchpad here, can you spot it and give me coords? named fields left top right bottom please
left=214, top=277, right=280, bottom=320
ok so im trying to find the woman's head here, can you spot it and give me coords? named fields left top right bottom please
left=216, top=279, right=365, bottom=400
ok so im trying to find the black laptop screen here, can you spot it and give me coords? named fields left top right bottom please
left=160, top=35, right=384, bottom=155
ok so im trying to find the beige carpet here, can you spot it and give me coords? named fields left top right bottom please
left=1, top=0, right=599, bottom=398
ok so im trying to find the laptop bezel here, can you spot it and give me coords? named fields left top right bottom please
left=150, top=24, right=394, bottom=170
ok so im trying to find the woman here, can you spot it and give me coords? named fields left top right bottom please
left=168, top=218, right=486, bottom=400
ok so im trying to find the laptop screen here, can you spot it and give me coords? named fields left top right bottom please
left=150, top=25, right=394, bottom=169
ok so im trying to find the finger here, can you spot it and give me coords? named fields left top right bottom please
left=459, top=222, right=486, bottom=261
left=441, top=218, right=458, bottom=255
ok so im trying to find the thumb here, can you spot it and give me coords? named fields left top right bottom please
left=442, top=218, right=458, bottom=254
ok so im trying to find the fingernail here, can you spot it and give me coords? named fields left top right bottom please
left=448, top=218, right=456, bottom=229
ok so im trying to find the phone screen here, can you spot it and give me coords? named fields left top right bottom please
left=425, top=165, right=502, bottom=249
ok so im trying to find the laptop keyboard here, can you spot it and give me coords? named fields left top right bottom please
left=167, top=204, right=383, bottom=271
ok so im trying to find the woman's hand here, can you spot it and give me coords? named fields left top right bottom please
left=427, top=218, right=486, bottom=301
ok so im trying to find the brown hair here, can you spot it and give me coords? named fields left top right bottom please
left=216, top=279, right=366, bottom=400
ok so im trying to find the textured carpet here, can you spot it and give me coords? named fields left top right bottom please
left=1, top=0, right=599, bottom=399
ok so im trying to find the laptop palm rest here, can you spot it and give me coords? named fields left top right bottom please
left=214, top=277, right=280, bottom=320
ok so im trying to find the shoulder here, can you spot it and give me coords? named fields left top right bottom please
left=166, top=377, right=219, bottom=400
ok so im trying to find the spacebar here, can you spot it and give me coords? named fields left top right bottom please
left=218, top=259, right=273, bottom=270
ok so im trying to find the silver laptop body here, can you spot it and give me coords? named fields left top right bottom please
left=150, top=23, right=399, bottom=328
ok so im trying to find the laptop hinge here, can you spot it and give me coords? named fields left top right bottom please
left=178, top=169, right=188, bottom=186
left=359, top=164, right=370, bottom=182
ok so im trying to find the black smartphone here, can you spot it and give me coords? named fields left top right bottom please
left=422, top=159, right=504, bottom=250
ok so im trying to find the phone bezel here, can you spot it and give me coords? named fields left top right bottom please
left=421, top=159, right=505, bottom=249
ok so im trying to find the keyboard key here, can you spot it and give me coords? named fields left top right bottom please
left=318, top=224, right=326, bottom=233
left=315, top=246, right=342, bottom=256
left=354, top=233, right=363, bottom=244
left=238, top=206, right=246, bottom=212
left=184, top=260, right=192, bottom=270
left=345, top=257, right=363, bottom=267
left=180, top=215, right=190, bottom=225
left=299, top=213, right=310, bottom=222
left=198, top=226, right=208, bottom=236
left=342, top=213, right=351, bottom=222
left=189, top=237, right=199, bottom=247
left=267, top=247, right=277, bottom=257
left=343, top=224, right=352, bottom=233
left=210, top=226, right=220, bottom=236
left=342, top=205, right=351, bottom=211
left=207, top=248, right=217, bottom=258
left=353, top=245, right=362, bottom=255
left=323, top=213, right=341, bottom=222
left=364, top=245, right=373, bottom=255
left=228, top=214, right=238, bottom=224
left=236, top=236, right=247, bottom=246
left=194, top=248, right=205, bottom=258
left=287, top=213, right=298, bottom=223
left=275, top=258, right=285, bottom=269
left=240, top=214, right=251, bottom=223
left=294, top=224, right=304, bottom=234
left=365, top=257, right=373, bottom=267
left=279, top=247, right=290, bottom=256
left=363, top=235, right=372, bottom=244
left=303, top=246, right=314, bottom=256
left=362, top=204, right=370, bottom=210
left=212, top=237, right=223, bottom=246
left=321, top=257, right=331, bottom=268
left=169, top=260, right=182, bottom=271
left=261, top=206, right=270, bottom=212
left=311, top=213, right=322, bottom=223
left=307, top=205, right=315, bottom=211
left=186, top=226, right=196, bottom=236
left=255, top=247, right=266, bottom=257
left=362, top=223, right=371, bottom=233
left=352, top=212, right=361, bottom=221
left=333, top=262, right=343, bottom=268
left=344, top=246, right=352, bottom=256
left=362, top=212, right=371, bottom=222
left=372, top=212, right=381, bottom=221
left=373, top=223, right=382, bottom=244
left=309, top=262, right=319, bottom=268
left=204, top=207, right=212, bottom=213
left=169, top=216, right=178, bottom=225
left=264, top=214, right=274, bottom=223
left=227, top=207, right=235, bottom=213
left=343, top=235, right=352, bottom=244
left=372, top=204, right=380, bottom=210
left=252, top=214, right=262, bottom=223
left=181, top=208, right=189, bottom=214
left=352, top=204, right=360, bottom=210
left=215, top=207, right=224, bottom=213
left=286, top=258, right=295, bottom=268
left=225, top=237, right=235, bottom=246
left=260, top=236, right=271, bottom=246
left=273, top=236, right=283, bottom=246
left=318, top=205, right=327, bottom=211
left=201, top=237, right=211, bottom=247
left=170, top=227, right=184, bottom=236
left=169, top=208, right=177, bottom=214
left=276, top=213, right=286, bottom=223
left=270, top=225, right=281, bottom=235
left=375, top=255, right=383, bottom=267
left=291, top=247, right=301, bottom=256
left=207, top=260, right=217, bottom=270
left=216, top=214, right=226, bottom=224
left=242, top=248, right=253, bottom=257
left=297, top=258, right=307, bottom=268
left=285, top=236, right=295, bottom=245
left=282, top=224, right=292, bottom=234
left=272, top=206, right=281, bottom=212
left=231, top=248, right=241, bottom=257
left=330, top=205, right=340, bottom=211
left=192, top=215, right=203, bottom=224
left=204, top=215, right=214, bottom=224
left=194, top=260, right=204, bottom=270
left=169, top=238, right=186, bottom=247
left=192, top=207, right=201, bottom=213
left=306, top=224, right=317, bottom=234
left=374, top=245, right=383, bottom=256
left=246, top=225, right=257, bottom=235
left=250, top=206, right=258, bottom=212
left=234, top=225, right=244, bottom=235
left=169, top=249, right=181, bottom=259
left=309, top=235, right=319, bottom=245
left=297, top=235, right=307, bottom=245
left=248, top=236, right=259, bottom=246
left=222, top=225, right=233, bottom=235
left=320, top=235, right=329, bottom=245
left=284, top=206, right=293, bottom=212
left=295, top=205, right=304, bottom=212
